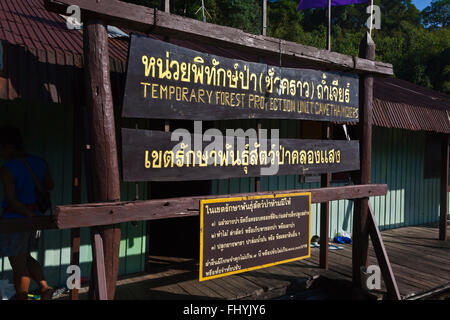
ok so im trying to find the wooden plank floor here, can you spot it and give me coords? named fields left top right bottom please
left=61, top=223, right=450, bottom=300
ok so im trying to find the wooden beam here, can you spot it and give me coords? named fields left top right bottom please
left=0, top=184, right=388, bottom=233
left=52, top=184, right=388, bottom=229
left=44, top=0, right=393, bottom=76
left=83, top=18, right=121, bottom=300
left=368, top=201, right=401, bottom=300
left=353, top=32, right=375, bottom=287
left=440, top=134, right=449, bottom=240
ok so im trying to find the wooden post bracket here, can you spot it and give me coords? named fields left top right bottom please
left=92, top=228, right=108, bottom=300
left=368, top=201, right=401, bottom=300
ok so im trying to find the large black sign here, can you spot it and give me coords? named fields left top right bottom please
left=122, top=34, right=359, bottom=122
left=200, top=193, right=311, bottom=281
left=121, top=128, right=360, bottom=182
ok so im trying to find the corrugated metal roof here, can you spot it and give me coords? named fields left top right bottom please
left=0, top=0, right=127, bottom=61
left=373, top=77, right=450, bottom=133
left=0, top=0, right=127, bottom=105
left=0, top=0, right=449, bottom=134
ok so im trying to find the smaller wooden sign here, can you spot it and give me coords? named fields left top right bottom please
left=121, top=128, right=360, bottom=182
left=200, top=193, right=311, bottom=281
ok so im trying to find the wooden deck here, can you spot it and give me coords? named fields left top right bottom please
left=61, top=223, right=450, bottom=300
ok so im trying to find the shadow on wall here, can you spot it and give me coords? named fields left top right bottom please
left=0, top=42, right=147, bottom=288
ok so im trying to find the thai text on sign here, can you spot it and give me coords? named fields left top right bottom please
left=121, top=128, right=360, bottom=181
left=122, top=34, right=359, bottom=122
left=200, top=193, right=311, bottom=281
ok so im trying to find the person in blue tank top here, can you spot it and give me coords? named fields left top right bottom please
left=0, top=126, right=54, bottom=300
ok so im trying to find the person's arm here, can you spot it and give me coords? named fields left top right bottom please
left=0, top=166, right=37, bottom=218
left=43, top=161, right=54, bottom=191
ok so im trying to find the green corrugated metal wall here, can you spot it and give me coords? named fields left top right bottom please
left=0, top=99, right=147, bottom=288
left=0, top=99, right=448, bottom=288
left=212, top=125, right=448, bottom=236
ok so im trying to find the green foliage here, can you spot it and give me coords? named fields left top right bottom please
left=213, top=0, right=262, bottom=34
left=421, top=0, right=450, bottom=28
left=123, top=0, right=450, bottom=94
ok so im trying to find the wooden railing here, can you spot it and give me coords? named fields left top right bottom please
left=0, top=184, right=402, bottom=300
left=35, top=0, right=403, bottom=301
left=1, top=184, right=387, bottom=233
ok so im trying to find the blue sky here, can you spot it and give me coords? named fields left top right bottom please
left=411, top=0, right=432, bottom=11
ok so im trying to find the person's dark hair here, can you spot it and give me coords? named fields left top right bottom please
left=0, top=126, right=24, bottom=150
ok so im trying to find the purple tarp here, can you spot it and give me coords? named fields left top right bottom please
left=297, top=0, right=369, bottom=10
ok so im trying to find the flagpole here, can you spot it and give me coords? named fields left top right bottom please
left=369, top=0, right=374, bottom=36
left=327, top=0, right=331, bottom=51
left=201, top=0, right=206, bottom=22
left=165, top=0, right=170, bottom=13
left=262, top=0, right=267, bottom=36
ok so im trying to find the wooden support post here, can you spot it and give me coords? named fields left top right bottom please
left=92, top=229, right=108, bottom=300
left=320, top=123, right=331, bottom=269
left=368, top=201, right=401, bottom=300
left=83, top=19, right=121, bottom=300
left=353, top=32, right=375, bottom=287
left=440, top=134, right=449, bottom=240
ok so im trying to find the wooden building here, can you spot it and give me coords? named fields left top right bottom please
left=0, top=0, right=448, bottom=291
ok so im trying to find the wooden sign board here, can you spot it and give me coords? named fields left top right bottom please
left=122, top=128, right=360, bottom=181
left=199, top=193, right=311, bottom=281
left=122, top=34, right=359, bottom=122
